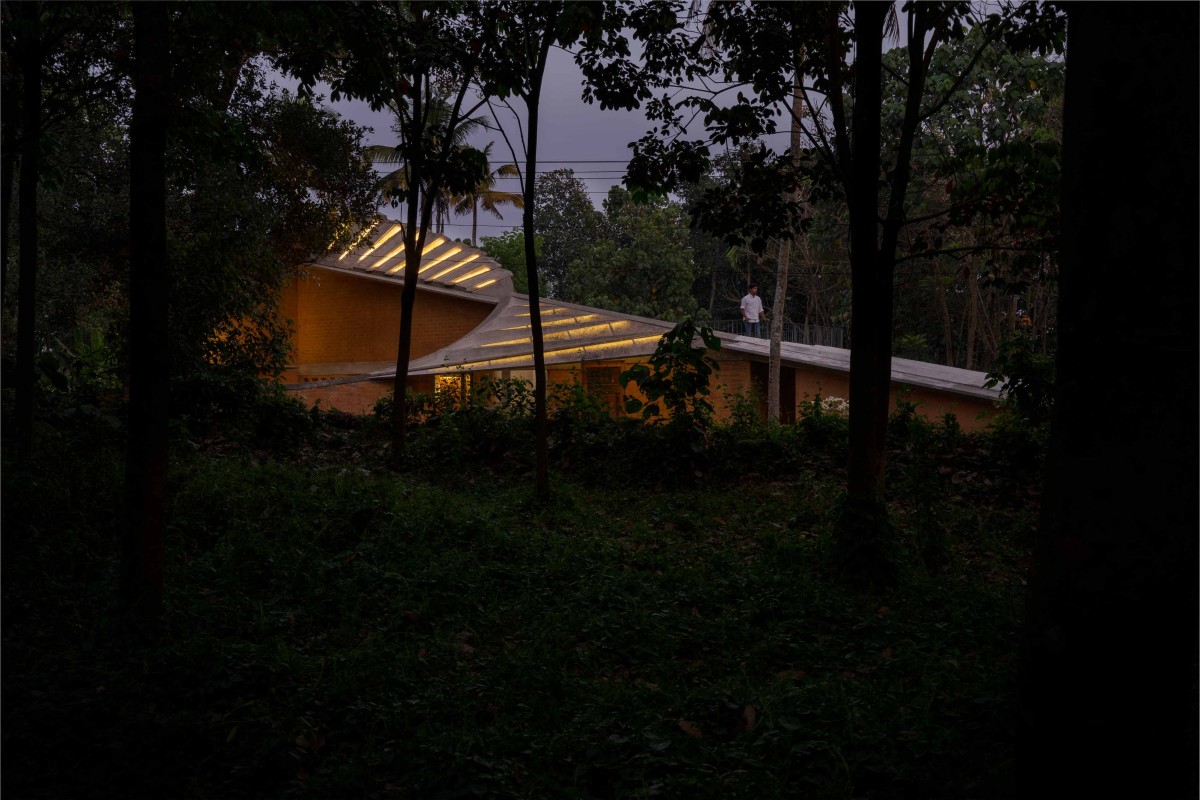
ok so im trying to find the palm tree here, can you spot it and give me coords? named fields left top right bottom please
left=452, top=142, right=523, bottom=245
left=364, top=98, right=486, bottom=232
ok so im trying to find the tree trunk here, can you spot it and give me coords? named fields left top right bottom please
left=389, top=86, right=425, bottom=467
left=1016, top=5, right=1199, bottom=796
left=523, top=32, right=554, bottom=502
left=835, top=1, right=896, bottom=586
left=122, top=1, right=171, bottom=626
left=965, top=272, right=978, bottom=369
left=767, top=239, right=787, bottom=421
left=768, top=70, right=803, bottom=422
left=13, top=1, right=42, bottom=465
left=1, top=85, right=16, bottom=310
left=937, top=278, right=955, bottom=367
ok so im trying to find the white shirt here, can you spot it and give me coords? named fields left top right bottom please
left=741, top=293, right=764, bottom=322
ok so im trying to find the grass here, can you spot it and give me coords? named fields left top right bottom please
left=2, top=401, right=1040, bottom=799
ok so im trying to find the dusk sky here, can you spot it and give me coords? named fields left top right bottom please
left=325, top=45, right=661, bottom=245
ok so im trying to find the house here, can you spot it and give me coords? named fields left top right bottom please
left=280, top=218, right=1000, bottom=429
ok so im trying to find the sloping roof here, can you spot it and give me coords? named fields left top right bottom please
left=309, top=219, right=512, bottom=302
left=305, top=218, right=1000, bottom=403
left=406, top=296, right=676, bottom=375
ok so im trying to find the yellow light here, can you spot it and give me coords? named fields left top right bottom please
left=438, top=334, right=664, bottom=371
left=428, top=256, right=481, bottom=282
left=357, top=223, right=402, bottom=262
left=499, top=314, right=602, bottom=331
left=515, top=307, right=570, bottom=319
left=482, top=336, right=534, bottom=348
left=450, top=266, right=491, bottom=284
left=473, top=279, right=498, bottom=289
left=418, top=246, right=463, bottom=275
left=376, top=241, right=408, bottom=271
left=422, top=236, right=445, bottom=254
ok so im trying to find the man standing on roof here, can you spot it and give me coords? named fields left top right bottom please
left=740, top=282, right=767, bottom=338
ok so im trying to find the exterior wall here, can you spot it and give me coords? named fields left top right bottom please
left=278, top=278, right=997, bottom=428
left=289, top=375, right=436, bottom=415
left=892, top=384, right=996, bottom=431
left=289, top=355, right=995, bottom=430
left=710, top=353, right=995, bottom=431
left=280, top=271, right=493, bottom=375
left=278, top=270, right=493, bottom=411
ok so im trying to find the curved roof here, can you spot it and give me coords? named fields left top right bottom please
left=309, top=219, right=512, bottom=301
left=303, top=218, right=999, bottom=403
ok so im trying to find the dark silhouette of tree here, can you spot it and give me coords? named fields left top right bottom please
left=122, top=1, right=171, bottom=624
left=1016, top=4, right=1199, bottom=796
left=454, top=142, right=523, bottom=246
left=484, top=1, right=631, bottom=500
left=11, top=0, right=42, bottom=465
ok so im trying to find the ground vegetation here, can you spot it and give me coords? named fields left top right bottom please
left=3, top=378, right=1045, bottom=799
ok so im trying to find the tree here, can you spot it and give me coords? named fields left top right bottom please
left=1015, top=4, right=1198, bottom=796
left=533, top=167, right=606, bottom=299
left=365, top=100, right=490, bottom=235
left=167, top=83, right=378, bottom=418
left=883, top=23, right=1065, bottom=371
left=285, top=2, right=493, bottom=464
left=11, top=0, right=43, bottom=465
left=768, top=72, right=805, bottom=422
left=453, top=141, right=523, bottom=246
left=567, top=186, right=698, bottom=320
left=480, top=228, right=544, bottom=295
left=122, top=0, right=171, bottom=624
left=482, top=0, right=631, bottom=500
left=620, top=0, right=1064, bottom=584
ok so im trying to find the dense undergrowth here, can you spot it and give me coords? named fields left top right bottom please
left=2, top=390, right=1044, bottom=799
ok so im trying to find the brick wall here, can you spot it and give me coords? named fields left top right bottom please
left=290, top=375, right=437, bottom=416
left=280, top=271, right=493, bottom=368
left=710, top=354, right=994, bottom=431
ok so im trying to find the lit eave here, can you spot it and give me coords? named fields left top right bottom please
left=356, top=223, right=403, bottom=262
left=417, top=246, right=464, bottom=276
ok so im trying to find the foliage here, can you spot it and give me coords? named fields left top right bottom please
left=568, top=187, right=700, bottom=320
left=620, top=318, right=721, bottom=431
left=452, top=141, right=523, bottom=245
left=722, top=385, right=763, bottom=432
left=166, top=79, right=378, bottom=421
left=984, top=333, right=1055, bottom=429
left=2, top=398, right=1042, bottom=800
left=480, top=228, right=545, bottom=295
left=797, top=393, right=851, bottom=450
left=532, top=168, right=606, bottom=299
left=364, top=100, right=494, bottom=232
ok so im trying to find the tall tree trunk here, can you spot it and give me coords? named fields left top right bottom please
left=390, top=85, right=426, bottom=467
left=836, top=1, right=894, bottom=585
left=837, top=1, right=934, bottom=586
left=14, top=1, right=42, bottom=465
left=1016, top=5, right=1199, bottom=796
left=1, top=82, right=16, bottom=311
left=523, top=32, right=554, bottom=501
left=122, top=1, right=171, bottom=626
left=965, top=274, right=979, bottom=369
left=768, top=70, right=803, bottom=422
left=937, top=278, right=955, bottom=367
left=767, top=239, right=787, bottom=420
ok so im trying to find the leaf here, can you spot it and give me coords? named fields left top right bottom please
left=677, top=720, right=703, bottom=739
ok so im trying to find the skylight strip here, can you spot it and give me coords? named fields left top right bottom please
left=356, top=223, right=402, bottom=262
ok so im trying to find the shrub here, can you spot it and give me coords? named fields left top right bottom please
left=619, top=318, right=721, bottom=433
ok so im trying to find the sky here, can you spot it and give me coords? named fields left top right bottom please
left=325, top=45, right=660, bottom=245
